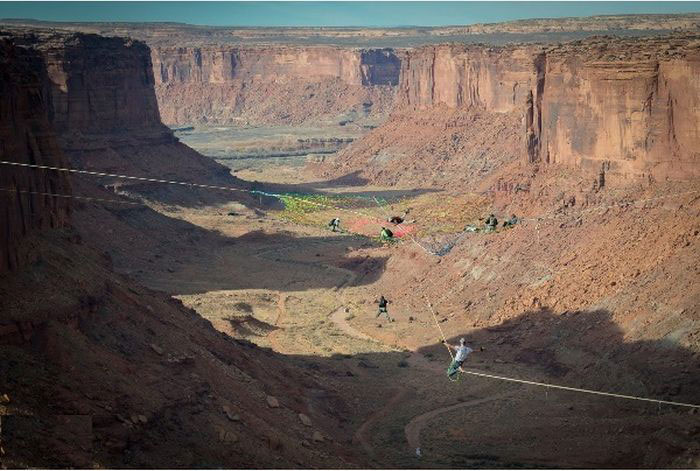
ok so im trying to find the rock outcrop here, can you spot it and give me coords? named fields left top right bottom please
left=151, top=46, right=399, bottom=125
left=13, top=32, right=251, bottom=206
left=0, top=35, right=71, bottom=273
left=30, top=33, right=168, bottom=142
left=398, top=45, right=537, bottom=112
left=526, top=37, right=700, bottom=180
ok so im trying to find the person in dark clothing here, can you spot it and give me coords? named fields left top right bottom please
left=376, top=295, right=393, bottom=321
left=484, top=214, right=498, bottom=233
left=502, top=214, right=519, bottom=229
left=328, top=217, right=340, bottom=232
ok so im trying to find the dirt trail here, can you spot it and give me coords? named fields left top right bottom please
left=404, top=391, right=514, bottom=452
left=266, top=292, right=288, bottom=351
left=330, top=307, right=379, bottom=343
left=275, top=293, right=287, bottom=325
left=353, top=387, right=411, bottom=459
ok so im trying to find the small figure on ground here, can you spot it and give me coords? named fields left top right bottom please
left=502, top=214, right=519, bottom=229
left=483, top=214, right=498, bottom=233
left=389, top=208, right=411, bottom=225
left=328, top=217, right=341, bottom=232
left=442, top=338, right=482, bottom=381
left=380, top=227, right=394, bottom=241
left=376, top=295, right=393, bottom=322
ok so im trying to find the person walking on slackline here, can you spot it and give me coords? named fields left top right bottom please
left=442, top=338, right=483, bottom=381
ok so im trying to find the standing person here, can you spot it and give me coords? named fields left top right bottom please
left=442, top=338, right=481, bottom=381
left=376, top=295, right=393, bottom=322
left=483, top=214, right=498, bottom=233
left=328, top=217, right=340, bottom=232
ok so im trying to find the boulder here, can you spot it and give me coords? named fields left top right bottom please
left=298, top=413, right=312, bottom=427
left=150, top=343, right=164, bottom=355
left=218, top=428, right=238, bottom=444
left=266, top=395, right=280, bottom=408
left=222, top=405, right=240, bottom=421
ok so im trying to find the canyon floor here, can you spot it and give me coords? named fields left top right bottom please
left=93, top=131, right=699, bottom=468
left=3, top=127, right=698, bottom=468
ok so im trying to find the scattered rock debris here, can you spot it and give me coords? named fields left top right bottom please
left=298, top=413, right=312, bottom=427
left=266, top=395, right=280, bottom=408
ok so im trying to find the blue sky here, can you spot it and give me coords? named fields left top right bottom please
left=1, top=2, right=698, bottom=27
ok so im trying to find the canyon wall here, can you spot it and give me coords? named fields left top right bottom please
left=398, top=45, right=537, bottom=112
left=151, top=46, right=400, bottom=125
left=22, top=32, right=246, bottom=206
left=24, top=33, right=175, bottom=150
left=395, top=36, right=700, bottom=180
left=0, top=35, right=71, bottom=273
left=527, top=40, right=700, bottom=179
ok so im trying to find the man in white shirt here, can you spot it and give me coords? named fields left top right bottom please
left=443, top=338, right=481, bottom=381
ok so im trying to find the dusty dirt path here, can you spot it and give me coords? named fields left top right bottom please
left=353, top=387, right=411, bottom=459
left=275, top=293, right=287, bottom=325
left=404, top=391, right=514, bottom=453
left=330, top=307, right=379, bottom=343
left=266, top=292, right=288, bottom=351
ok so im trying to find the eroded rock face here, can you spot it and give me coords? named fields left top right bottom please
left=0, top=35, right=71, bottom=273
left=12, top=32, right=247, bottom=207
left=530, top=42, right=700, bottom=180
left=0, top=31, right=257, bottom=274
left=23, top=33, right=175, bottom=149
left=151, top=46, right=400, bottom=125
left=360, top=49, right=401, bottom=86
left=397, top=35, right=700, bottom=180
left=398, top=45, right=537, bottom=112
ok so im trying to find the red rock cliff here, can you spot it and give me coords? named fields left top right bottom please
left=27, top=33, right=174, bottom=149
left=151, top=46, right=400, bottom=125
left=398, top=36, right=700, bottom=180
left=527, top=37, right=700, bottom=180
left=398, top=45, right=537, bottom=112
left=0, top=35, right=71, bottom=273
left=17, top=32, right=246, bottom=206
